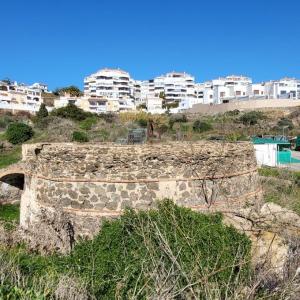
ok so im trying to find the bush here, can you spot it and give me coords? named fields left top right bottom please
left=239, top=111, right=265, bottom=125
left=66, top=200, right=251, bottom=298
left=225, top=109, right=240, bottom=116
left=36, top=103, right=48, bottom=119
left=169, top=114, right=188, bottom=129
left=79, top=117, right=97, bottom=131
left=0, top=201, right=251, bottom=298
left=51, top=104, right=92, bottom=121
left=136, top=118, right=148, bottom=127
left=72, top=131, right=89, bottom=143
left=98, top=113, right=116, bottom=123
left=225, top=132, right=248, bottom=142
left=137, top=103, right=147, bottom=110
left=6, top=122, right=34, bottom=144
left=192, top=120, right=213, bottom=133
left=277, top=118, right=294, bottom=130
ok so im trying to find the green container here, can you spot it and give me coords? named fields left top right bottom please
left=277, top=150, right=291, bottom=164
left=295, top=136, right=300, bottom=151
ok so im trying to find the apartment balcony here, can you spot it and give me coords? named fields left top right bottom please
left=96, top=76, right=113, bottom=80
left=0, top=94, right=10, bottom=101
left=89, top=105, right=107, bottom=113
left=119, top=77, right=129, bottom=81
left=0, top=101, right=39, bottom=112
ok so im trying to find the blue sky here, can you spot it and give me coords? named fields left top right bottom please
left=1, top=0, right=300, bottom=90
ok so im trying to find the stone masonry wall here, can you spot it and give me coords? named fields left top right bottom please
left=19, top=142, right=261, bottom=244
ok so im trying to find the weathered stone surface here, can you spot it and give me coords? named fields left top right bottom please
left=106, top=200, right=119, bottom=210
left=107, top=184, right=116, bottom=192
left=68, top=190, right=78, bottom=199
left=0, top=142, right=261, bottom=252
left=223, top=203, right=300, bottom=278
left=121, top=190, right=129, bottom=198
left=179, top=182, right=186, bottom=191
left=126, top=183, right=136, bottom=190
left=90, top=195, right=99, bottom=203
left=79, top=187, right=90, bottom=195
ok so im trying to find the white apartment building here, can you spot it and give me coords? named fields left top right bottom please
left=145, top=97, right=164, bottom=114
left=251, top=83, right=266, bottom=99
left=84, top=68, right=133, bottom=99
left=203, top=75, right=252, bottom=104
left=0, top=81, right=45, bottom=113
left=83, top=68, right=137, bottom=113
left=178, top=98, right=203, bottom=111
left=141, top=72, right=197, bottom=104
left=264, top=78, right=300, bottom=99
left=30, top=82, right=49, bottom=93
left=54, top=94, right=135, bottom=114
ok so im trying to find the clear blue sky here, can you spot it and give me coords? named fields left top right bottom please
left=1, top=0, right=300, bottom=90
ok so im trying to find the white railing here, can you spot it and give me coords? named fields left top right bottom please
left=0, top=101, right=40, bottom=112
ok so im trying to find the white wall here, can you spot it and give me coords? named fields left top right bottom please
left=254, top=144, right=277, bottom=167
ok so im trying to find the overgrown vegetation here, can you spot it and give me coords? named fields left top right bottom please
left=239, top=111, right=265, bottom=126
left=259, top=166, right=300, bottom=215
left=277, top=117, right=294, bottom=130
left=0, top=200, right=251, bottom=299
left=0, top=147, right=21, bottom=169
left=35, top=103, right=48, bottom=119
left=0, top=106, right=300, bottom=170
left=79, top=116, right=97, bottom=130
left=5, top=122, right=34, bottom=145
left=72, top=131, right=89, bottom=143
left=53, top=86, right=83, bottom=97
left=0, top=204, right=19, bottom=230
left=192, top=120, right=213, bottom=133
left=51, top=103, right=93, bottom=121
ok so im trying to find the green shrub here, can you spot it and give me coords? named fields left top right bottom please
left=66, top=200, right=251, bottom=298
left=224, top=109, right=240, bottom=116
left=0, top=201, right=251, bottom=298
left=239, top=111, right=265, bottom=125
left=136, top=118, right=148, bottom=127
left=0, top=284, right=46, bottom=299
left=192, top=120, right=213, bottom=133
left=36, top=103, right=48, bottom=119
left=6, top=122, right=34, bottom=144
left=277, top=118, right=294, bottom=130
left=51, top=104, right=92, bottom=121
left=98, top=113, right=116, bottom=123
left=72, top=131, right=89, bottom=143
left=225, top=132, right=248, bottom=142
left=137, top=103, right=147, bottom=110
left=79, top=117, right=97, bottom=131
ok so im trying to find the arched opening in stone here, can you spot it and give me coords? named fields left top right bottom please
left=0, top=173, right=25, bottom=205
left=0, top=173, right=25, bottom=190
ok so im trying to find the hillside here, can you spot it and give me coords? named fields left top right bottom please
left=0, top=106, right=300, bottom=299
